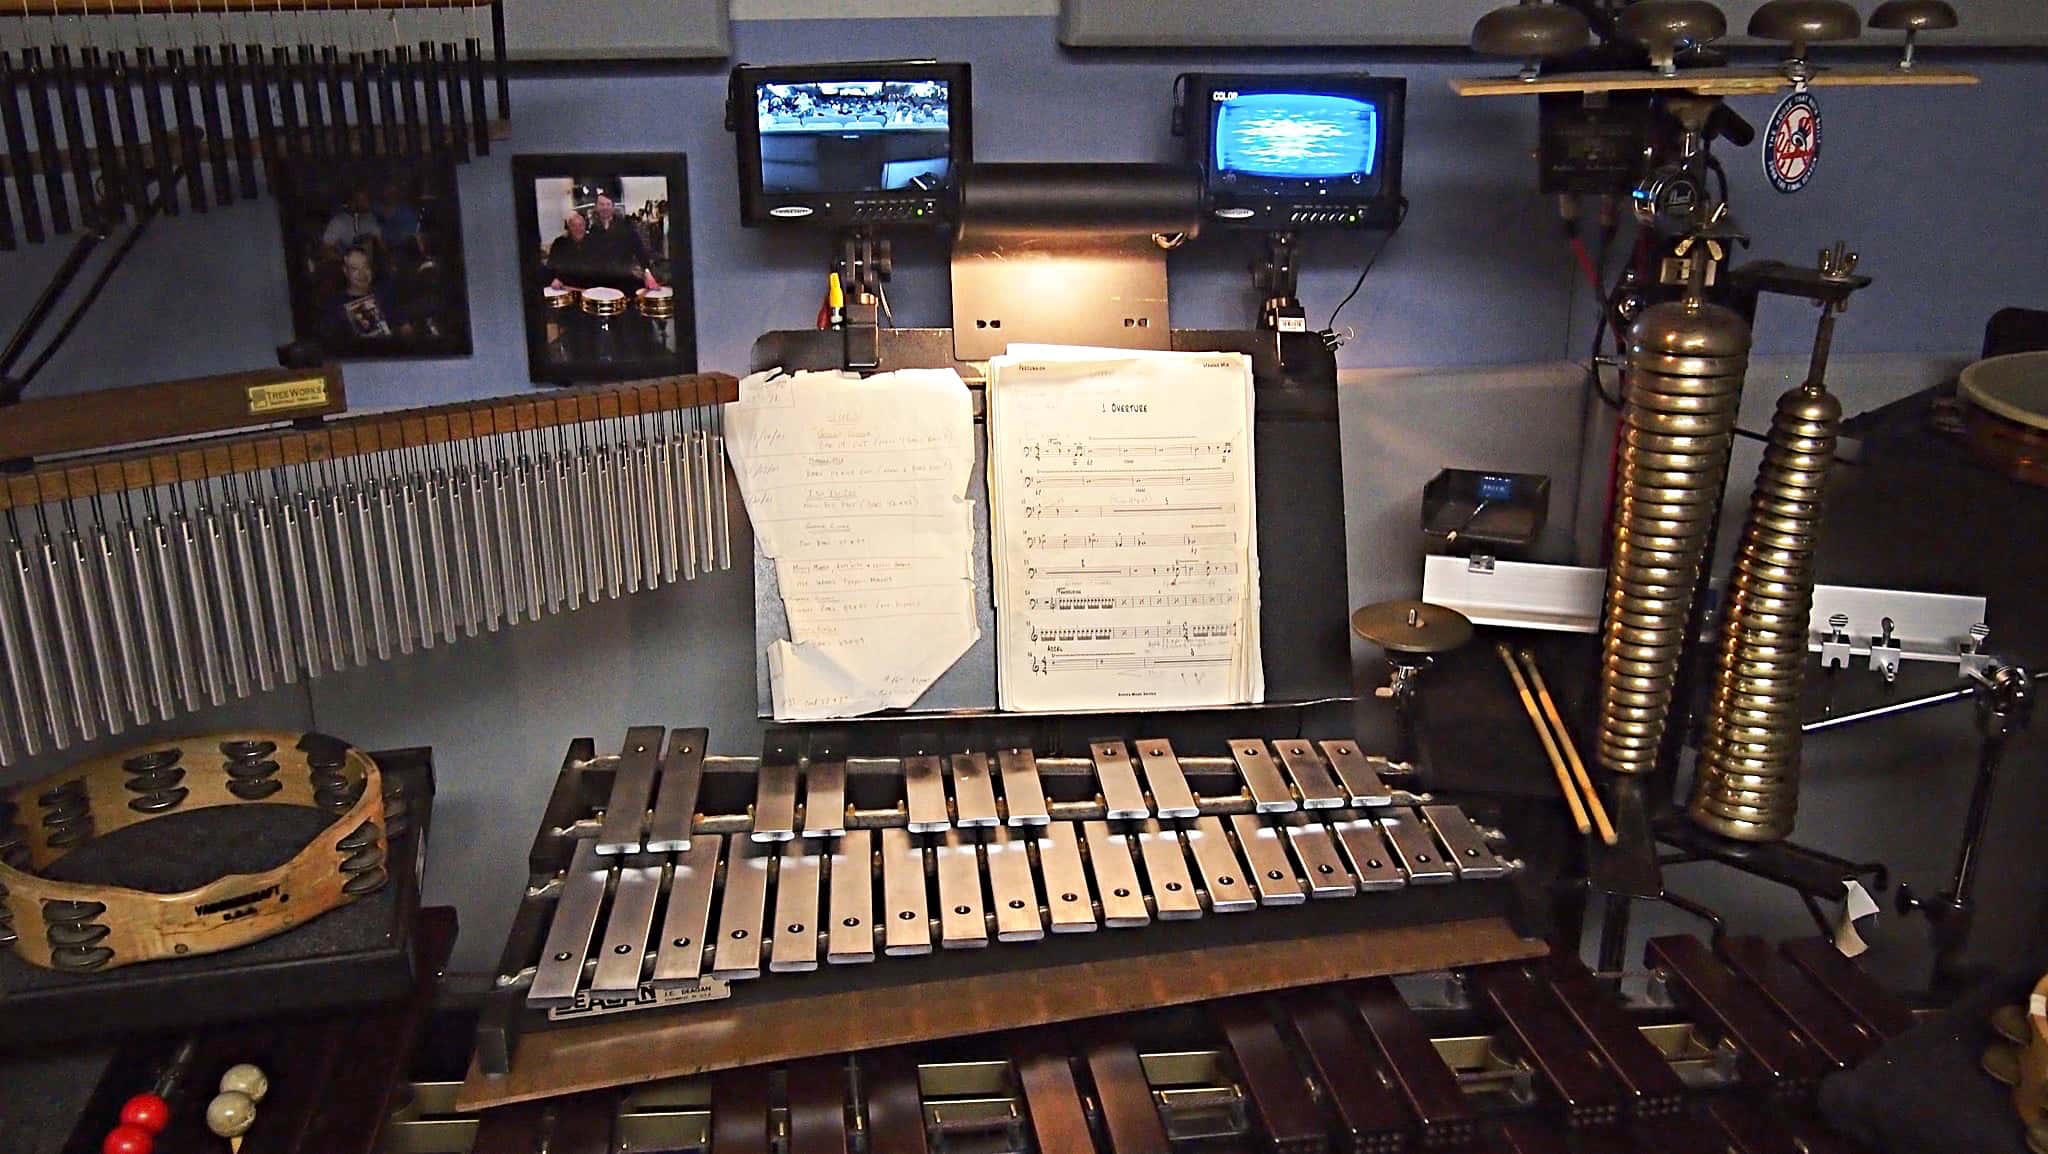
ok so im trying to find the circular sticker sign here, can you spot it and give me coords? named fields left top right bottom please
left=1765, top=90, right=1822, bottom=193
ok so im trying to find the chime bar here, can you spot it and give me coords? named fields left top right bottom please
left=0, top=373, right=736, bottom=511
left=0, top=377, right=735, bottom=766
left=0, top=1, right=506, bottom=248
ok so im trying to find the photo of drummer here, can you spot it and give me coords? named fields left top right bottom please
left=274, top=154, right=472, bottom=359
left=514, top=154, right=695, bottom=385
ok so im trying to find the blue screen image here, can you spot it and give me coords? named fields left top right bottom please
left=1213, top=92, right=1378, bottom=181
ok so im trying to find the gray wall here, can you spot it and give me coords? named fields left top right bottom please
left=0, top=17, right=2042, bottom=975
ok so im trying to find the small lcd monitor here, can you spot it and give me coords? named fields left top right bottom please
left=730, top=61, right=971, bottom=228
left=1181, top=73, right=1405, bottom=230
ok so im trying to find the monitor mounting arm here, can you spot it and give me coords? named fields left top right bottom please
left=834, top=228, right=892, bottom=371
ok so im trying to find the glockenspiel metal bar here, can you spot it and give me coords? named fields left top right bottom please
left=1089, top=741, right=1149, bottom=820
left=711, top=837, right=771, bottom=979
left=1135, top=819, right=1202, bottom=920
left=1281, top=814, right=1358, bottom=899
left=1421, top=805, right=1509, bottom=881
left=949, top=752, right=999, bottom=829
left=985, top=824, right=1043, bottom=943
left=994, top=748, right=1050, bottom=826
left=647, top=728, right=706, bottom=853
left=1230, top=813, right=1306, bottom=907
left=1227, top=739, right=1296, bottom=813
left=1134, top=738, right=1200, bottom=818
left=801, top=757, right=847, bottom=838
left=1380, top=809, right=1455, bottom=885
left=1331, top=812, right=1407, bottom=892
left=769, top=840, right=822, bottom=973
left=1038, top=820, right=1097, bottom=934
left=1186, top=816, right=1257, bottom=913
left=597, top=726, right=664, bottom=855
left=591, top=859, right=663, bottom=996
left=530, top=839, right=608, bottom=1007
left=935, top=828, right=987, bottom=950
left=827, top=829, right=875, bottom=964
left=1271, top=740, right=1346, bottom=809
left=880, top=827, right=931, bottom=956
left=751, top=758, right=799, bottom=844
left=903, top=754, right=949, bottom=833
left=1319, top=740, right=1394, bottom=807
left=1081, top=821, right=1149, bottom=928
left=652, top=835, right=719, bottom=986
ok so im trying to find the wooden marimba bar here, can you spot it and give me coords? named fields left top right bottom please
left=403, top=931, right=1911, bottom=1154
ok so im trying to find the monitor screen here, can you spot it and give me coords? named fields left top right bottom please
left=1182, top=73, right=1404, bottom=230
left=1212, top=91, right=1378, bottom=183
left=755, top=79, right=953, bottom=195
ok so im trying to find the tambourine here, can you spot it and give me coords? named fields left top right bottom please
left=543, top=285, right=579, bottom=311
left=0, top=732, right=389, bottom=973
left=580, top=286, right=628, bottom=318
left=637, top=286, right=676, bottom=319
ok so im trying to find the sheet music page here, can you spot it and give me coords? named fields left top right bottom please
left=988, top=349, right=1262, bottom=712
left=725, top=368, right=979, bottom=720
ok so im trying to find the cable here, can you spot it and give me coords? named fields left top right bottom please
left=1318, top=199, right=1408, bottom=342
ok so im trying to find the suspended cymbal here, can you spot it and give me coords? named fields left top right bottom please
left=1350, top=600, right=1474, bottom=654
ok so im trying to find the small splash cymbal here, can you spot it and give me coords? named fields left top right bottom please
left=1350, top=600, right=1474, bottom=654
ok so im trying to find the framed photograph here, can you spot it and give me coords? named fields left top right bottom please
left=276, top=154, right=472, bottom=359
left=511, top=153, right=697, bottom=386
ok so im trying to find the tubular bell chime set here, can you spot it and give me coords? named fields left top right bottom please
left=1596, top=236, right=1865, bottom=843
left=0, top=375, right=739, bottom=768
left=0, top=0, right=507, bottom=243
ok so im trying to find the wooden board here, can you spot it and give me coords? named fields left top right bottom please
left=455, top=916, right=1545, bottom=1110
left=0, top=365, right=345, bottom=462
left=1454, top=65, right=1978, bottom=98
left=0, top=371, right=736, bottom=510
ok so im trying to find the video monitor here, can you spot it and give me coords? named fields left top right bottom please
left=1180, top=73, right=1405, bottom=230
left=730, top=61, right=971, bottom=228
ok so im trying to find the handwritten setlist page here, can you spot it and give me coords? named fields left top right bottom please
left=726, top=368, right=980, bottom=720
left=989, top=350, right=1263, bottom=712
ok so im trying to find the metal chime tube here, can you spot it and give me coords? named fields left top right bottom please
left=1596, top=295, right=1750, bottom=774
left=0, top=386, right=730, bottom=767
left=1688, top=368, right=1842, bottom=841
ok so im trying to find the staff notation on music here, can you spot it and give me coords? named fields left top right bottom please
left=1026, top=561, right=1241, bottom=582
left=1022, top=467, right=1233, bottom=489
left=1027, top=652, right=1231, bottom=674
left=1021, top=531, right=1239, bottom=550
left=1017, top=437, right=1236, bottom=463
left=1025, top=593, right=1236, bottom=611
left=1028, top=622, right=1241, bottom=643
left=1023, top=501, right=1237, bottom=520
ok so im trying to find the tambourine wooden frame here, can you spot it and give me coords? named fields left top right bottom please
left=0, top=731, right=387, bottom=972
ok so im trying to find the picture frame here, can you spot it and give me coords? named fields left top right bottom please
left=275, top=154, right=473, bottom=360
left=511, top=152, right=697, bottom=386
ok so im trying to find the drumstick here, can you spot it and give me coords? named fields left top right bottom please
left=1518, top=649, right=1618, bottom=846
left=1497, top=643, right=1591, bottom=836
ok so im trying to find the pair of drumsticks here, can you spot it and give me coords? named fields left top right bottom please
left=1497, top=644, right=1617, bottom=845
